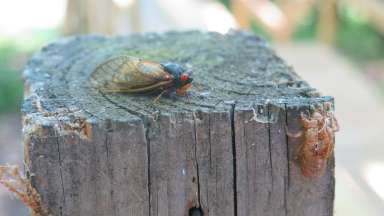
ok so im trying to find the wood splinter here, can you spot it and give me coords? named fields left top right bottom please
left=0, top=165, right=50, bottom=216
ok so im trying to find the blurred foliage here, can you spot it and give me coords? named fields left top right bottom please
left=216, top=0, right=384, bottom=65
left=335, top=6, right=384, bottom=64
left=218, top=0, right=230, bottom=9
left=293, top=5, right=384, bottom=66
left=0, top=30, right=58, bottom=114
left=292, top=8, right=318, bottom=41
left=0, top=43, right=23, bottom=114
left=293, top=6, right=384, bottom=64
left=250, top=21, right=271, bottom=41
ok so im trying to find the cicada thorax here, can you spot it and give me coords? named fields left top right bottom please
left=90, top=55, right=174, bottom=93
left=298, top=113, right=329, bottom=178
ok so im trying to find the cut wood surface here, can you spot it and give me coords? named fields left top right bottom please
left=22, top=31, right=335, bottom=216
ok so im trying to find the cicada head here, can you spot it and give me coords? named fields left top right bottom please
left=161, top=63, right=193, bottom=95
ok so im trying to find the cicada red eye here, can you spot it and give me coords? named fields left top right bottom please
left=180, top=74, right=189, bottom=82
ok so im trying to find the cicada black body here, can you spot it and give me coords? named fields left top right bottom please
left=90, top=56, right=193, bottom=96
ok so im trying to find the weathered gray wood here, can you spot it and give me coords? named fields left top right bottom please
left=22, top=31, right=335, bottom=216
left=195, top=111, right=234, bottom=215
left=24, top=114, right=149, bottom=216
left=148, top=113, right=199, bottom=216
left=235, top=104, right=288, bottom=216
left=235, top=106, right=271, bottom=216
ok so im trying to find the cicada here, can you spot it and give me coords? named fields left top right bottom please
left=90, top=56, right=193, bottom=97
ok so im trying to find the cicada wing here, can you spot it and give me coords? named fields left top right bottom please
left=91, top=56, right=173, bottom=92
left=112, top=59, right=171, bottom=87
left=90, top=56, right=132, bottom=86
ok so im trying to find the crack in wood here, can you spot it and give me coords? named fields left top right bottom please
left=284, top=103, right=291, bottom=189
left=267, top=104, right=274, bottom=190
left=55, top=135, right=65, bottom=216
left=104, top=121, right=117, bottom=216
left=284, top=103, right=290, bottom=216
left=192, top=113, right=202, bottom=209
left=230, top=103, right=238, bottom=216
left=208, top=115, right=212, bottom=170
left=98, top=90, right=150, bottom=117
left=144, top=120, right=152, bottom=216
left=284, top=177, right=288, bottom=216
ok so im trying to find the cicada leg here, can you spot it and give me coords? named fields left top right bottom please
left=331, top=116, right=340, bottom=132
left=153, top=90, right=168, bottom=103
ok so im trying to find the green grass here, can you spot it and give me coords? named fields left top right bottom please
left=0, top=29, right=58, bottom=114
left=0, top=69, right=22, bottom=113
left=0, top=43, right=23, bottom=113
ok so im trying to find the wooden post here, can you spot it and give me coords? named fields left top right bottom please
left=22, top=31, right=335, bottom=216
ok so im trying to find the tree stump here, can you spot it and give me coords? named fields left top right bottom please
left=22, top=31, right=335, bottom=216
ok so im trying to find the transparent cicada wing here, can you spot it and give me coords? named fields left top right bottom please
left=91, top=56, right=173, bottom=93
